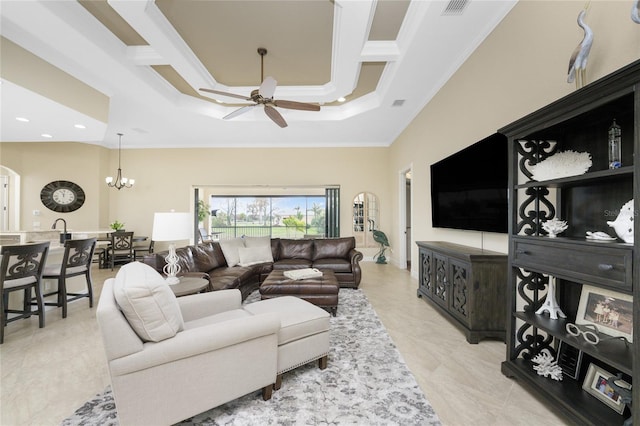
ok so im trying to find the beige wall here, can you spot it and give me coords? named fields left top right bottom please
left=0, top=143, right=390, bottom=254
left=389, top=0, right=640, bottom=275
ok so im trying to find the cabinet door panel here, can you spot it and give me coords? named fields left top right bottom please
left=433, top=253, right=448, bottom=309
left=449, top=259, right=470, bottom=325
left=418, top=249, right=433, bottom=298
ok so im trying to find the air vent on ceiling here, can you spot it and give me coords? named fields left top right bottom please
left=442, top=0, right=469, bottom=16
left=392, top=99, right=405, bottom=107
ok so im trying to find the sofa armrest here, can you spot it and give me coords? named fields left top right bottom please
left=109, top=312, right=280, bottom=376
left=349, top=248, right=363, bottom=286
left=177, top=289, right=241, bottom=322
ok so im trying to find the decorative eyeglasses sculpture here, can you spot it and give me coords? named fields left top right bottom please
left=565, top=322, right=629, bottom=346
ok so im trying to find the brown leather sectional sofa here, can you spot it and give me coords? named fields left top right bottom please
left=144, top=237, right=363, bottom=300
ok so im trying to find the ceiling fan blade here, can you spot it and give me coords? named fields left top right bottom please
left=264, top=105, right=287, bottom=128
left=223, top=105, right=256, bottom=120
left=199, top=87, right=251, bottom=101
left=273, top=99, right=321, bottom=111
left=259, top=76, right=277, bottom=99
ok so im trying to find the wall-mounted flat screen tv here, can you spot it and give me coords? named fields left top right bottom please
left=430, top=133, right=508, bottom=233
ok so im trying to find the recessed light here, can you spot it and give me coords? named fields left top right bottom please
left=337, top=97, right=346, bottom=103
left=74, top=124, right=86, bottom=129
left=41, top=133, right=53, bottom=138
left=15, top=117, right=29, bottom=122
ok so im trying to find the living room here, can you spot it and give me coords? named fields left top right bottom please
left=1, top=1, right=639, bottom=425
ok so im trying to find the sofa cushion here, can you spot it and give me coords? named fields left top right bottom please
left=219, top=237, right=245, bottom=267
left=313, top=258, right=352, bottom=273
left=313, top=237, right=355, bottom=261
left=273, top=259, right=313, bottom=270
left=238, top=246, right=274, bottom=266
left=279, top=239, right=313, bottom=260
left=190, top=243, right=220, bottom=271
left=113, top=262, right=184, bottom=343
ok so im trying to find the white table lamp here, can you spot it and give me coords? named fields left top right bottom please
left=152, top=212, right=192, bottom=285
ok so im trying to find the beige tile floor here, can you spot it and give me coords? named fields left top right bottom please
left=0, top=262, right=568, bottom=426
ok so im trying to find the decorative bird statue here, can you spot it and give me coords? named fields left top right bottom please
left=632, top=0, right=640, bottom=24
left=372, top=229, right=390, bottom=264
left=567, top=5, right=594, bottom=89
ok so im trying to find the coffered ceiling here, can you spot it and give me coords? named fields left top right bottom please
left=0, top=0, right=517, bottom=148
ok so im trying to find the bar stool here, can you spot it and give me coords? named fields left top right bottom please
left=42, top=238, right=96, bottom=318
left=0, top=242, right=50, bottom=344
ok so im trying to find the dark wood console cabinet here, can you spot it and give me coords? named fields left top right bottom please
left=416, top=241, right=507, bottom=343
left=500, top=59, right=639, bottom=425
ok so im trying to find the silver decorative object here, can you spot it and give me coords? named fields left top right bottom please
left=607, top=199, right=634, bottom=243
left=608, top=119, right=622, bottom=169
left=567, top=5, right=594, bottom=89
left=542, top=218, right=568, bottom=238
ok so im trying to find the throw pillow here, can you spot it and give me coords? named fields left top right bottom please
left=219, top=237, right=245, bottom=267
left=243, top=235, right=271, bottom=248
left=113, top=261, right=184, bottom=342
left=238, top=246, right=274, bottom=266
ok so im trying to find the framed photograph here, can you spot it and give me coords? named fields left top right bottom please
left=581, top=363, right=629, bottom=414
left=556, top=341, right=583, bottom=380
left=575, top=285, right=633, bottom=343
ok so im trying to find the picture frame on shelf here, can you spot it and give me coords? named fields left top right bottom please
left=556, top=341, right=583, bottom=380
left=581, top=363, right=629, bottom=414
left=576, top=285, right=633, bottom=343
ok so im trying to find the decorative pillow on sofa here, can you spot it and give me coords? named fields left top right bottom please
left=113, top=261, right=184, bottom=342
left=238, top=246, right=274, bottom=266
left=243, top=236, right=271, bottom=248
left=219, top=237, right=245, bottom=267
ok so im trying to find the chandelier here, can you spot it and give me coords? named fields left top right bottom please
left=106, top=133, right=135, bottom=190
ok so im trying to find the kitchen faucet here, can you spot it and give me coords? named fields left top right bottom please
left=52, top=218, right=69, bottom=243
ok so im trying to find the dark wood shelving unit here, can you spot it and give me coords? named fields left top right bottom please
left=499, top=59, right=639, bottom=425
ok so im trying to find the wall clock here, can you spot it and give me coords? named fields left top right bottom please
left=40, top=180, right=86, bottom=213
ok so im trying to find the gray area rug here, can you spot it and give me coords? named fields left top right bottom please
left=62, top=289, right=440, bottom=425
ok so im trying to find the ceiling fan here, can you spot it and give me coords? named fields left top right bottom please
left=199, top=47, right=320, bottom=128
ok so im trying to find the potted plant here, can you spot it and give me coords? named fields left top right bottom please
left=110, top=220, right=125, bottom=232
left=197, top=200, right=209, bottom=225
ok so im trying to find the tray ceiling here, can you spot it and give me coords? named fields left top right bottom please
left=0, top=0, right=517, bottom=148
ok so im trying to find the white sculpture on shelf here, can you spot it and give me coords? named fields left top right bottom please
left=530, top=150, right=592, bottom=181
left=542, top=218, right=568, bottom=238
left=536, top=277, right=566, bottom=320
left=532, top=349, right=564, bottom=381
left=607, top=199, right=634, bottom=243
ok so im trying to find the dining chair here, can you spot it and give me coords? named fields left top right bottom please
left=42, top=238, right=96, bottom=318
left=134, top=239, right=154, bottom=261
left=0, top=242, right=50, bottom=344
left=108, top=232, right=135, bottom=270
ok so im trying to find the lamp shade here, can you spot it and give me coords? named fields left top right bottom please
left=152, top=212, right=192, bottom=242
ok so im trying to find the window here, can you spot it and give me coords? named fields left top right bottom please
left=208, top=195, right=328, bottom=239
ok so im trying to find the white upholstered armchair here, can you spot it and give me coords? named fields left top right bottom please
left=96, top=262, right=280, bottom=426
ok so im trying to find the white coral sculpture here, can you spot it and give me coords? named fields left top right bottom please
left=532, top=350, right=564, bottom=381
left=531, top=150, right=592, bottom=181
